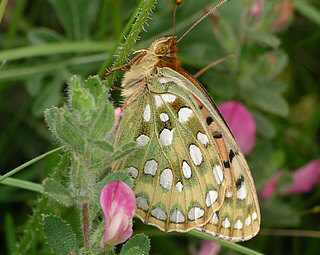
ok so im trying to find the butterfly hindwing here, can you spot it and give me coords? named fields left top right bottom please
left=113, top=74, right=228, bottom=232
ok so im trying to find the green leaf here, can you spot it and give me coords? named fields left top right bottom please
left=295, top=0, right=320, bottom=26
left=5, top=213, right=16, bottom=255
left=85, top=76, right=108, bottom=108
left=123, top=247, right=141, bottom=255
left=44, top=107, right=86, bottom=151
left=120, top=234, right=150, bottom=255
left=248, top=32, right=281, bottom=48
left=0, top=0, right=9, bottom=25
left=91, top=140, right=114, bottom=152
left=28, top=28, right=66, bottom=45
left=255, top=50, right=288, bottom=82
left=262, top=81, right=287, bottom=92
left=250, top=87, right=289, bottom=116
left=68, top=76, right=95, bottom=112
left=52, top=151, right=70, bottom=178
left=42, top=214, right=79, bottom=255
left=218, top=15, right=237, bottom=53
left=251, top=110, right=276, bottom=139
left=25, top=74, right=44, bottom=96
left=90, top=103, right=115, bottom=139
left=43, top=178, right=74, bottom=207
left=13, top=197, right=49, bottom=255
left=104, top=142, right=137, bottom=166
left=47, top=0, right=99, bottom=40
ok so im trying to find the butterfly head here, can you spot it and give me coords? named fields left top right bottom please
left=149, top=36, right=180, bottom=70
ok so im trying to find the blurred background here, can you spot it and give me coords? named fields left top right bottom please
left=0, top=0, right=319, bottom=254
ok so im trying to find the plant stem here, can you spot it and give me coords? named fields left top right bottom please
left=83, top=202, right=91, bottom=251
left=101, top=0, right=157, bottom=85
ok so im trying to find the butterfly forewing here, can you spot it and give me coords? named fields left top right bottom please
left=113, top=74, right=228, bottom=232
left=198, top=152, right=260, bottom=241
left=161, top=67, right=261, bottom=240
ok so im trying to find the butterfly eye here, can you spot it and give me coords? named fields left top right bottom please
left=155, top=45, right=168, bottom=55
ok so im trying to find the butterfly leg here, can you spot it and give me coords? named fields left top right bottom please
left=104, top=50, right=147, bottom=78
left=111, top=85, right=123, bottom=91
left=121, top=77, right=146, bottom=110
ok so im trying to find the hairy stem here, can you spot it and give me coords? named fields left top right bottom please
left=82, top=202, right=91, bottom=251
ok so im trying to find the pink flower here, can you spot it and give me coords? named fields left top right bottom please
left=260, top=161, right=320, bottom=200
left=111, top=107, right=123, bottom=133
left=273, top=0, right=294, bottom=29
left=281, top=160, right=320, bottom=194
left=100, top=181, right=136, bottom=248
left=260, top=171, right=284, bottom=200
left=219, top=101, right=256, bottom=154
left=197, top=240, right=221, bottom=255
left=248, top=0, right=264, bottom=20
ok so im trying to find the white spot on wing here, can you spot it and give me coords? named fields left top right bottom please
left=162, top=94, right=176, bottom=103
left=206, top=190, right=218, bottom=207
left=136, top=197, right=148, bottom=211
left=143, top=104, right=151, bottom=122
left=123, top=167, right=138, bottom=179
left=144, top=160, right=158, bottom=176
left=182, top=161, right=192, bottom=179
left=226, top=192, right=232, bottom=198
left=252, top=212, right=257, bottom=221
left=160, top=113, right=169, bottom=122
left=170, top=209, right=185, bottom=223
left=151, top=208, right=167, bottom=221
left=136, top=134, right=149, bottom=147
left=189, top=145, right=203, bottom=166
left=176, top=182, right=183, bottom=193
left=237, top=186, right=247, bottom=200
left=213, top=165, right=223, bottom=185
left=188, top=207, right=204, bottom=221
left=160, top=168, right=173, bottom=190
left=159, top=77, right=176, bottom=84
left=178, top=107, right=193, bottom=123
left=245, top=216, right=251, bottom=226
left=211, top=213, right=218, bottom=223
left=160, top=128, right=173, bottom=146
left=154, top=95, right=163, bottom=107
left=222, top=218, right=231, bottom=228
left=197, top=132, right=209, bottom=146
left=234, top=219, right=243, bottom=230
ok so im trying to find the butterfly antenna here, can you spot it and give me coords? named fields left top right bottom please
left=173, top=0, right=181, bottom=39
left=177, top=0, right=229, bottom=44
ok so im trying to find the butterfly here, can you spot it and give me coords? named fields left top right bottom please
left=111, top=1, right=260, bottom=242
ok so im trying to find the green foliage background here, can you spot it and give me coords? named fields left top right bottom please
left=1, top=0, right=320, bottom=254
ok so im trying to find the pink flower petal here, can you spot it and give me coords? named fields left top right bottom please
left=219, top=101, right=256, bottom=154
left=281, top=160, right=320, bottom=194
left=111, top=107, right=123, bottom=133
left=273, top=0, right=294, bottom=29
left=100, top=181, right=136, bottom=248
left=248, top=0, right=264, bottom=20
left=260, top=171, right=284, bottom=200
left=197, top=240, right=221, bottom=255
